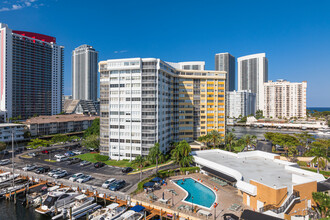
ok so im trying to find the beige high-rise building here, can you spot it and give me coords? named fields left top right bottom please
left=264, top=80, right=307, bottom=119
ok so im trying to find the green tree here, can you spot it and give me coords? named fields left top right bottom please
left=27, top=138, right=50, bottom=149
left=312, top=192, right=330, bottom=218
left=225, top=132, right=236, bottom=152
left=148, top=142, right=165, bottom=174
left=171, top=140, right=194, bottom=167
left=81, top=134, right=99, bottom=150
left=308, top=139, right=329, bottom=173
left=51, top=134, right=69, bottom=144
left=294, top=131, right=315, bottom=151
left=23, top=131, right=31, bottom=139
left=69, top=135, right=80, bottom=142
left=197, top=135, right=209, bottom=148
left=132, top=155, right=146, bottom=181
left=0, top=142, right=6, bottom=152
left=208, top=130, right=221, bottom=148
left=83, top=118, right=100, bottom=138
left=242, top=134, right=257, bottom=149
left=255, top=110, right=263, bottom=119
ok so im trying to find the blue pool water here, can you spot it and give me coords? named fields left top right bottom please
left=174, top=178, right=216, bottom=208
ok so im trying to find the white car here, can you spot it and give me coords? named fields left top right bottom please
left=53, top=170, right=68, bottom=179
left=48, top=168, right=62, bottom=177
left=76, top=175, right=92, bottom=183
left=0, top=159, right=11, bottom=165
left=72, top=150, right=82, bottom=155
left=54, top=154, right=65, bottom=159
left=56, top=156, right=69, bottom=162
left=102, top=178, right=116, bottom=188
left=27, top=152, right=36, bottom=157
left=69, top=173, right=84, bottom=182
left=22, top=164, right=37, bottom=171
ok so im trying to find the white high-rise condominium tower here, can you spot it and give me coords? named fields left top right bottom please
left=264, top=80, right=307, bottom=119
left=72, top=45, right=98, bottom=101
left=0, top=23, right=64, bottom=119
left=215, top=53, right=235, bottom=91
left=227, top=90, right=256, bottom=118
left=237, top=53, right=268, bottom=111
left=99, top=58, right=226, bottom=160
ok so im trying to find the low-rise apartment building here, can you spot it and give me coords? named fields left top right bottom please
left=0, top=123, right=25, bottom=142
left=264, top=80, right=307, bottom=119
left=24, top=114, right=98, bottom=136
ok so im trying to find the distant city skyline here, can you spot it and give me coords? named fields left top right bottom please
left=1, top=0, right=329, bottom=107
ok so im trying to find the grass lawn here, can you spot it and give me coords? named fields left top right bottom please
left=74, top=153, right=172, bottom=171
left=21, top=155, right=32, bottom=159
left=45, top=159, right=57, bottom=162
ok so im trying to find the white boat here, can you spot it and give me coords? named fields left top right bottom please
left=0, top=183, right=28, bottom=197
left=35, top=188, right=79, bottom=215
left=0, top=172, right=19, bottom=184
left=98, top=205, right=127, bottom=220
left=89, top=203, right=120, bottom=220
left=117, top=210, right=143, bottom=220
left=52, top=194, right=95, bottom=220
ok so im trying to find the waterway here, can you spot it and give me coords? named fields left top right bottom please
left=227, top=125, right=330, bottom=139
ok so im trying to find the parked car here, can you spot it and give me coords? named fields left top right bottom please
left=69, top=173, right=84, bottom=182
left=35, top=166, right=50, bottom=174
left=122, top=167, right=133, bottom=173
left=41, top=150, right=49, bottom=154
left=67, top=157, right=81, bottom=165
left=64, top=151, right=75, bottom=157
left=53, top=170, right=68, bottom=179
left=22, top=164, right=37, bottom=171
left=76, top=175, right=92, bottom=183
left=54, top=154, right=65, bottom=159
left=28, top=152, right=37, bottom=157
left=109, top=180, right=126, bottom=191
left=48, top=168, right=62, bottom=177
left=80, top=161, right=91, bottom=167
left=72, top=150, right=82, bottom=155
left=94, top=162, right=105, bottom=168
left=102, top=178, right=116, bottom=188
left=56, top=156, right=69, bottom=162
left=0, top=159, right=11, bottom=165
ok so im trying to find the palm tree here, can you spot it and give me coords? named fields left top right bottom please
left=312, top=192, right=330, bottom=218
left=308, top=140, right=329, bottom=173
left=171, top=140, right=194, bottom=167
left=242, top=134, right=257, bottom=149
left=132, top=155, right=146, bottom=181
left=197, top=135, right=208, bottom=148
left=225, top=132, right=236, bottom=152
left=208, top=130, right=221, bottom=148
left=294, top=131, right=315, bottom=152
left=148, top=142, right=164, bottom=174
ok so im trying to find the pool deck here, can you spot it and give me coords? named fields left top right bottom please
left=132, top=173, right=249, bottom=219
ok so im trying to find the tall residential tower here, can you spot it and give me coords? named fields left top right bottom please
left=215, top=53, right=235, bottom=91
left=237, top=53, right=268, bottom=111
left=99, top=58, right=226, bottom=160
left=72, top=45, right=98, bottom=101
left=0, top=23, right=64, bottom=119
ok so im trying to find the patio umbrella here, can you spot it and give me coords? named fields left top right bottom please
left=143, top=182, right=155, bottom=188
left=152, top=177, right=163, bottom=182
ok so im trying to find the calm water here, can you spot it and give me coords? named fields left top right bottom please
left=0, top=198, right=50, bottom=220
left=228, top=125, right=330, bottom=139
left=174, top=178, right=216, bottom=208
left=307, top=107, right=330, bottom=112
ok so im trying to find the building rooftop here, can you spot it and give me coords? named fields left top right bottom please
left=24, top=114, right=98, bottom=124
left=192, top=150, right=325, bottom=194
left=0, top=123, right=25, bottom=128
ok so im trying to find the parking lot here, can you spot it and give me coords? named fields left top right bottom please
left=5, top=145, right=142, bottom=194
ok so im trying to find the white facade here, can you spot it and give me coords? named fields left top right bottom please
left=51, top=44, right=64, bottom=115
left=264, top=80, right=307, bottom=119
left=72, top=45, right=98, bottom=101
left=237, top=53, right=268, bottom=111
left=227, top=90, right=256, bottom=118
left=0, top=123, right=25, bottom=143
left=166, top=61, right=205, bottom=70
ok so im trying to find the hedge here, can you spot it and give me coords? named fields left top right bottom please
left=297, top=161, right=308, bottom=167
left=180, top=166, right=200, bottom=173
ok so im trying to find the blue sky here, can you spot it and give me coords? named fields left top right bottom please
left=1, top=0, right=330, bottom=107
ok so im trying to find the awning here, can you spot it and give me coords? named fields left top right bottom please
left=130, top=205, right=145, bottom=212
left=143, top=182, right=155, bottom=187
left=240, top=210, right=282, bottom=220
left=151, top=177, right=162, bottom=182
left=202, top=166, right=236, bottom=183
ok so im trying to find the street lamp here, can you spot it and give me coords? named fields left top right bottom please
left=191, top=196, right=194, bottom=213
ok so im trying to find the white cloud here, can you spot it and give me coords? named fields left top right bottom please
left=114, top=50, right=128, bottom=54
left=0, top=0, right=43, bottom=12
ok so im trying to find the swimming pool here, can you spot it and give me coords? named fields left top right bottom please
left=173, top=178, right=216, bottom=208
